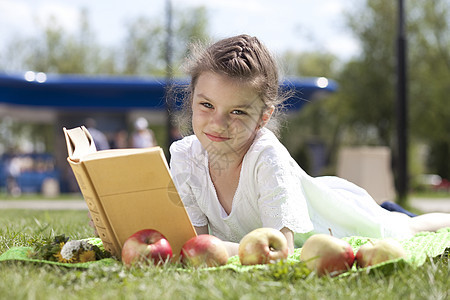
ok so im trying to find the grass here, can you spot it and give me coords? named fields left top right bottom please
left=410, top=190, right=450, bottom=199
left=2, top=189, right=448, bottom=201
left=0, top=192, right=84, bottom=201
left=1, top=210, right=449, bottom=299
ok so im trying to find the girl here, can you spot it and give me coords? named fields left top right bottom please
left=169, top=34, right=450, bottom=256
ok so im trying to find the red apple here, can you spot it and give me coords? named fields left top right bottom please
left=300, top=234, right=355, bottom=277
left=121, top=229, right=173, bottom=267
left=238, top=228, right=289, bottom=265
left=355, top=239, right=406, bottom=268
left=180, top=234, right=229, bottom=268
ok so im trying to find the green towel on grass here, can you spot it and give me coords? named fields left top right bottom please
left=1, top=228, right=449, bottom=272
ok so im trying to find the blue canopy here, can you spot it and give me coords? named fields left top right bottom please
left=0, top=72, right=337, bottom=111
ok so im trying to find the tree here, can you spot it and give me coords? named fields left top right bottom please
left=338, top=0, right=450, bottom=184
left=121, top=6, right=210, bottom=76
left=21, top=9, right=117, bottom=74
left=0, top=6, right=210, bottom=77
left=280, top=0, right=450, bottom=186
left=338, top=0, right=398, bottom=147
left=282, top=51, right=340, bottom=78
left=279, top=51, right=341, bottom=175
left=0, top=5, right=210, bottom=156
left=121, top=16, right=166, bottom=75
left=407, top=0, right=450, bottom=179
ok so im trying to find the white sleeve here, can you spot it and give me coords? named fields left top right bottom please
left=169, top=139, right=208, bottom=227
left=255, top=152, right=314, bottom=234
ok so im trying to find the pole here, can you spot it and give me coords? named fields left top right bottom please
left=165, top=0, right=174, bottom=155
left=396, top=0, right=408, bottom=205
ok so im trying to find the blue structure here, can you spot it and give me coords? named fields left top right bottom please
left=0, top=72, right=337, bottom=194
left=0, top=72, right=337, bottom=111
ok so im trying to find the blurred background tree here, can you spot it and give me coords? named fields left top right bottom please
left=0, top=7, right=209, bottom=76
left=280, top=0, right=450, bottom=188
left=0, top=5, right=210, bottom=158
left=407, top=0, right=450, bottom=180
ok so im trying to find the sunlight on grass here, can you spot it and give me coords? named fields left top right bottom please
left=0, top=209, right=449, bottom=299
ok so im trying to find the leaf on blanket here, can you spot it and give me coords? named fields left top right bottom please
left=0, top=246, right=117, bottom=268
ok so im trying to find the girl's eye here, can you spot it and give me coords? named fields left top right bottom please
left=201, top=102, right=213, bottom=109
left=231, top=110, right=246, bottom=115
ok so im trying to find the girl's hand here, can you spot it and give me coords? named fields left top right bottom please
left=280, top=227, right=295, bottom=255
left=194, top=225, right=239, bottom=256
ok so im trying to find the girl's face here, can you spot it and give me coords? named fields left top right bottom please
left=192, top=72, right=273, bottom=166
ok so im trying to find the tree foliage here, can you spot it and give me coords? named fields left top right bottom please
left=0, top=5, right=210, bottom=155
left=407, top=0, right=450, bottom=178
left=338, top=0, right=398, bottom=147
left=0, top=6, right=210, bottom=76
left=282, top=51, right=339, bottom=78
left=280, top=0, right=450, bottom=181
left=340, top=0, right=450, bottom=179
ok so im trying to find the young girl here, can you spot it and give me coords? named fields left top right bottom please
left=169, top=34, right=450, bottom=256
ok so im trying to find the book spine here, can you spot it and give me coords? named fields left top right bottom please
left=68, top=160, right=121, bottom=258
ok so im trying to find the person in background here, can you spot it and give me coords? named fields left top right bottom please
left=131, top=117, right=156, bottom=148
left=110, top=129, right=129, bottom=149
left=85, top=118, right=110, bottom=150
left=5, top=154, right=22, bottom=197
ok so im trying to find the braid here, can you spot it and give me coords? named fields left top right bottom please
left=211, top=36, right=268, bottom=79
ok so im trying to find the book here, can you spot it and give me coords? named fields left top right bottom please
left=63, top=126, right=197, bottom=259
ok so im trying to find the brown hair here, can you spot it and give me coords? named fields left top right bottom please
left=174, top=34, right=288, bottom=136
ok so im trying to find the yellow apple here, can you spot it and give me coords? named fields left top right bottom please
left=355, top=239, right=406, bottom=268
left=238, top=228, right=289, bottom=265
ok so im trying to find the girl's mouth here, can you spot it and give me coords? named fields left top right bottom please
left=205, top=132, right=230, bottom=142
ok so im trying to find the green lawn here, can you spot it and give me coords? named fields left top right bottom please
left=0, top=209, right=449, bottom=300
left=0, top=193, right=84, bottom=201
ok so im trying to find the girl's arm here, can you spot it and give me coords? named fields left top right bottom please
left=194, top=225, right=209, bottom=235
left=223, top=242, right=239, bottom=257
left=194, top=225, right=239, bottom=256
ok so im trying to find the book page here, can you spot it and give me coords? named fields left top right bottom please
left=63, top=126, right=97, bottom=161
left=81, top=147, right=162, bottom=162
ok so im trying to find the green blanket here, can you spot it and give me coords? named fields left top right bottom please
left=1, top=228, right=449, bottom=273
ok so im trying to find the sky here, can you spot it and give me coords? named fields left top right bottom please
left=0, top=0, right=361, bottom=63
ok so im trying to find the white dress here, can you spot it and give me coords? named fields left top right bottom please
left=169, top=128, right=412, bottom=243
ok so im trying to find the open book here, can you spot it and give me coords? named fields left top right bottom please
left=63, top=126, right=197, bottom=259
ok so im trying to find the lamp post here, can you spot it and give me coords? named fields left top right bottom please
left=396, top=0, right=408, bottom=205
left=165, top=0, right=175, bottom=155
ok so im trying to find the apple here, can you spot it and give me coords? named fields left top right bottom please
left=238, top=228, right=289, bottom=265
left=300, top=234, right=355, bottom=277
left=180, top=234, right=229, bottom=268
left=355, top=239, right=406, bottom=268
left=121, top=229, right=173, bottom=267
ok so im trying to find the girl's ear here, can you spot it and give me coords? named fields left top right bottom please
left=260, top=105, right=275, bottom=127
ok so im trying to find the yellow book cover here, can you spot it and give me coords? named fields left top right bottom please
left=63, top=126, right=197, bottom=259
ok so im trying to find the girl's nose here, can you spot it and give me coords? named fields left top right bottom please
left=210, top=112, right=229, bottom=130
